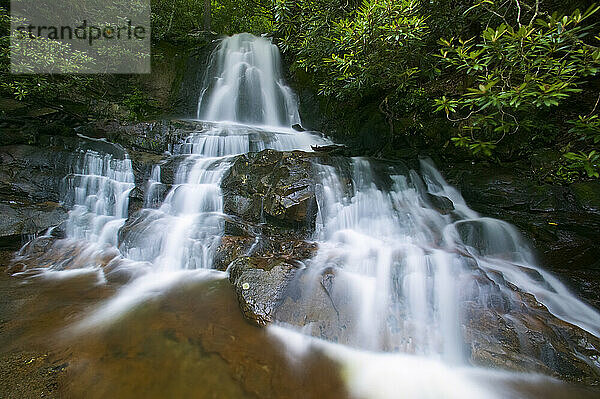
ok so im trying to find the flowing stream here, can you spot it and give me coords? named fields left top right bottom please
left=8, top=33, right=600, bottom=398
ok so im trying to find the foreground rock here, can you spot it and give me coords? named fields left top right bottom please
left=218, top=149, right=322, bottom=325
left=229, top=256, right=300, bottom=326
left=220, top=237, right=318, bottom=327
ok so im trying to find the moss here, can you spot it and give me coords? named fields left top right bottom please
left=571, top=182, right=600, bottom=212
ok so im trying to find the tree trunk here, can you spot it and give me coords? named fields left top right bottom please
left=204, top=0, right=211, bottom=31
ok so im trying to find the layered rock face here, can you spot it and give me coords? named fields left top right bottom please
left=0, top=120, right=207, bottom=248
left=0, top=144, right=72, bottom=248
left=445, top=164, right=600, bottom=310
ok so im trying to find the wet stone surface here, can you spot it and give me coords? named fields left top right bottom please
left=222, top=150, right=319, bottom=231
left=0, top=251, right=349, bottom=399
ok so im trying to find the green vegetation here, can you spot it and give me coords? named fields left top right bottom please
left=152, top=0, right=273, bottom=39
left=1, top=0, right=599, bottom=181
left=437, top=3, right=600, bottom=173
left=0, top=8, right=92, bottom=108
left=269, top=0, right=600, bottom=181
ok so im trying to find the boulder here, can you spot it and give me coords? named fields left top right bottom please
left=222, top=149, right=319, bottom=232
left=219, top=149, right=322, bottom=325
left=425, top=193, right=455, bottom=215
left=228, top=256, right=300, bottom=326
left=127, top=187, right=146, bottom=216
left=292, top=124, right=306, bottom=132
left=274, top=267, right=359, bottom=346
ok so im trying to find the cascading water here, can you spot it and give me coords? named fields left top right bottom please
left=145, top=164, right=163, bottom=208
left=117, top=34, right=325, bottom=272
left=64, top=150, right=135, bottom=247
left=50, top=35, right=324, bottom=276
left=11, top=33, right=600, bottom=399
left=197, top=33, right=301, bottom=127
left=277, top=158, right=600, bottom=356
left=269, top=157, right=600, bottom=398
left=20, top=150, right=137, bottom=273
left=18, top=34, right=327, bottom=323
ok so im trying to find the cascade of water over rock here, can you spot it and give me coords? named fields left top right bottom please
left=11, top=33, right=600, bottom=399
left=197, top=33, right=301, bottom=127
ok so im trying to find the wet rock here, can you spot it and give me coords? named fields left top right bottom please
left=311, top=144, right=344, bottom=152
left=129, top=150, right=172, bottom=187
left=408, top=168, right=455, bottom=214
left=0, top=145, right=74, bottom=204
left=85, top=119, right=202, bottom=155
left=0, top=202, right=68, bottom=249
left=223, top=214, right=258, bottom=237
left=270, top=239, right=319, bottom=261
left=215, top=233, right=319, bottom=272
left=444, top=164, right=600, bottom=273
left=444, top=164, right=600, bottom=316
left=12, top=235, right=58, bottom=264
left=274, top=267, right=359, bottom=346
left=425, top=193, right=455, bottom=215
left=292, top=124, right=306, bottom=132
left=462, top=273, right=600, bottom=384
left=571, top=181, right=600, bottom=212
left=117, top=209, right=159, bottom=250
left=222, top=149, right=319, bottom=232
left=228, top=256, right=299, bottom=326
left=128, top=187, right=145, bottom=216
left=214, top=236, right=256, bottom=271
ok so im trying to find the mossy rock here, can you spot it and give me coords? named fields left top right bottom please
left=571, top=182, right=600, bottom=212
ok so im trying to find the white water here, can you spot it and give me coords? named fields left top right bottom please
left=63, top=150, right=135, bottom=247
left=15, top=33, right=600, bottom=398
left=34, top=34, right=326, bottom=323
left=197, top=33, right=301, bottom=127
left=293, top=158, right=600, bottom=356
left=53, top=35, right=324, bottom=276
left=268, top=156, right=600, bottom=398
left=269, top=325, right=573, bottom=399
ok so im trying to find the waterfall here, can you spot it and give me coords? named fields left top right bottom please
left=20, top=33, right=327, bottom=325
left=145, top=164, right=163, bottom=208
left=13, top=33, right=600, bottom=398
left=63, top=150, right=135, bottom=247
left=283, top=158, right=600, bottom=362
left=197, top=33, right=301, bottom=127
left=55, top=35, right=324, bottom=275
left=126, top=34, right=324, bottom=268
